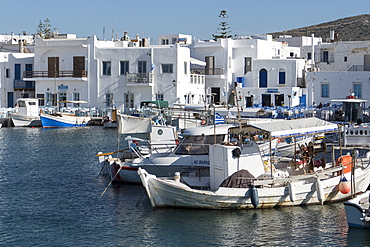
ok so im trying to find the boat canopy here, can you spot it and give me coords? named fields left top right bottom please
left=237, top=117, right=338, bottom=138
left=140, top=100, right=168, bottom=108
left=117, top=114, right=152, bottom=134
left=182, top=124, right=235, bottom=136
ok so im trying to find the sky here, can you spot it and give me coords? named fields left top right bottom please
left=1, top=0, right=370, bottom=43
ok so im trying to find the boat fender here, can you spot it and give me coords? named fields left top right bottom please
left=338, top=176, right=351, bottom=194
left=232, top=148, right=241, bottom=158
left=249, top=185, right=259, bottom=208
left=174, top=172, right=181, bottom=182
left=316, top=177, right=324, bottom=204
left=288, top=181, right=296, bottom=202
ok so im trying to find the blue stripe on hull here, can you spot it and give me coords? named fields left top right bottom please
left=40, top=116, right=88, bottom=128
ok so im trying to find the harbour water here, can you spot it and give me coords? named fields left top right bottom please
left=0, top=126, right=369, bottom=246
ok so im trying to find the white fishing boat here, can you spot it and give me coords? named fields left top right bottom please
left=10, top=98, right=41, bottom=127
left=97, top=114, right=179, bottom=183
left=344, top=191, right=370, bottom=228
left=98, top=116, right=314, bottom=184
left=138, top=118, right=370, bottom=209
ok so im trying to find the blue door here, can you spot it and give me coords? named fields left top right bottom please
left=259, top=69, right=267, bottom=88
left=300, top=94, right=307, bottom=107
left=14, top=64, right=21, bottom=80
left=7, top=92, right=14, bottom=107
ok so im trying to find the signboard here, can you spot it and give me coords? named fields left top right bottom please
left=58, top=85, right=68, bottom=91
left=267, top=89, right=279, bottom=93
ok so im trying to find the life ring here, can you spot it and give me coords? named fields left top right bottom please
left=201, top=120, right=206, bottom=125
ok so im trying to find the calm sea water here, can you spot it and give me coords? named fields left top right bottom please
left=0, top=126, right=369, bottom=247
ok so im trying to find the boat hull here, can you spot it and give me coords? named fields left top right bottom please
left=40, top=114, right=90, bottom=128
left=344, top=192, right=370, bottom=228
left=10, top=114, right=41, bottom=127
left=138, top=166, right=370, bottom=209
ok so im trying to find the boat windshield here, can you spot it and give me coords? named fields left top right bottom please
left=174, top=134, right=225, bottom=155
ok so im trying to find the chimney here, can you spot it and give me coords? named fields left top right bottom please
left=19, top=39, right=24, bottom=53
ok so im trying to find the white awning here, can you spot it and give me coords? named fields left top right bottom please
left=247, top=117, right=338, bottom=138
left=190, top=57, right=206, bottom=66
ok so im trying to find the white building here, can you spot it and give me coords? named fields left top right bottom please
left=191, top=34, right=308, bottom=107
left=305, top=37, right=370, bottom=106
left=21, top=33, right=205, bottom=113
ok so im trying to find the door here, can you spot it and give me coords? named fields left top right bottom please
left=211, top=87, right=220, bottom=105
left=259, top=69, right=267, bottom=88
left=138, top=61, right=147, bottom=73
left=245, top=96, right=253, bottom=107
left=275, top=94, right=284, bottom=106
left=73, top=56, right=85, bottom=77
left=205, top=56, right=214, bottom=75
left=300, top=94, right=307, bottom=107
left=124, top=93, right=134, bottom=114
left=262, top=94, right=271, bottom=107
left=14, top=64, right=21, bottom=80
left=7, top=92, right=13, bottom=107
left=48, top=57, right=59, bottom=77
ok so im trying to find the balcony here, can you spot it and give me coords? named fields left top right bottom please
left=14, top=80, right=35, bottom=90
left=127, top=73, right=153, bottom=86
left=23, top=70, right=88, bottom=78
left=190, top=68, right=224, bottom=75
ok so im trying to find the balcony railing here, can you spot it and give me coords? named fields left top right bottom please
left=190, top=68, right=224, bottom=75
left=23, top=70, right=88, bottom=78
left=14, top=80, right=35, bottom=89
left=127, top=73, right=153, bottom=84
left=348, top=65, right=364, bottom=71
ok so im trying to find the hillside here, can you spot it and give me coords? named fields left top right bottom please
left=268, top=14, right=370, bottom=41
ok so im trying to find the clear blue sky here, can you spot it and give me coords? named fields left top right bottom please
left=1, top=0, right=369, bottom=42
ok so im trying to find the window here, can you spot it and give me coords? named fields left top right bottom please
left=190, top=75, right=193, bottom=84
left=279, top=69, right=286, bottom=85
left=184, top=62, right=187, bottom=75
left=323, top=51, right=329, bottom=62
left=161, top=64, right=173, bottom=73
left=37, top=94, right=44, bottom=106
left=354, top=83, right=362, bottom=98
left=172, top=38, right=177, bottom=44
left=244, top=57, right=252, bottom=74
left=102, top=61, right=111, bottom=76
left=161, top=39, right=169, bottom=45
left=321, top=83, right=329, bottom=98
left=6, top=68, right=10, bottom=78
left=156, top=93, right=164, bottom=101
left=25, top=64, right=33, bottom=77
left=344, top=56, right=347, bottom=62
left=120, top=61, right=129, bottom=75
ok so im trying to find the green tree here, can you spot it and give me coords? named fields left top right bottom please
left=212, top=10, right=233, bottom=40
left=36, top=18, right=56, bottom=39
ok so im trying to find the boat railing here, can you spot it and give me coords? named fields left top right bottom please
left=253, top=166, right=345, bottom=186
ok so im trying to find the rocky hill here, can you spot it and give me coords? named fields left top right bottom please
left=268, top=14, right=370, bottom=41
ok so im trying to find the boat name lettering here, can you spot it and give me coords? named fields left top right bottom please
left=193, top=160, right=210, bottom=165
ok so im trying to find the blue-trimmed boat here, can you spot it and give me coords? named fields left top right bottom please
left=40, top=113, right=90, bottom=128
